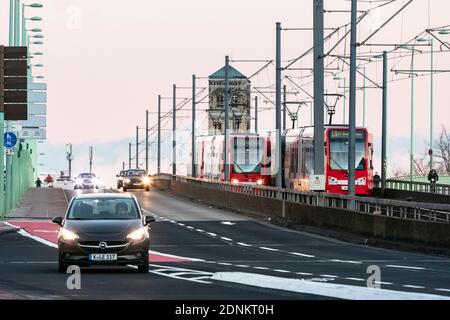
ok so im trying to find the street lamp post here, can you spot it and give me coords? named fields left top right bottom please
left=417, top=37, right=434, bottom=170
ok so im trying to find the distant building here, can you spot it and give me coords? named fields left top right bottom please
left=208, top=64, right=251, bottom=135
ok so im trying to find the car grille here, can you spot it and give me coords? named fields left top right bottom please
left=78, top=240, right=129, bottom=253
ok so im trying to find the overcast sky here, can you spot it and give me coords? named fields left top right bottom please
left=1, top=0, right=449, bottom=186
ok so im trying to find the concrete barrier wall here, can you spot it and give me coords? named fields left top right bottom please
left=373, top=188, right=450, bottom=204
left=153, top=178, right=450, bottom=250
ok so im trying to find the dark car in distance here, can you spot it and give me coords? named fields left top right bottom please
left=121, top=169, right=151, bottom=192
left=52, top=193, right=155, bottom=273
left=116, top=170, right=128, bottom=189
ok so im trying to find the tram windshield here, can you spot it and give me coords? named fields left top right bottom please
left=232, top=137, right=264, bottom=174
left=329, top=130, right=366, bottom=171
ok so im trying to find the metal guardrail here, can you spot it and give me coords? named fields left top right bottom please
left=385, top=179, right=450, bottom=196
left=153, top=174, right=450, bottom=224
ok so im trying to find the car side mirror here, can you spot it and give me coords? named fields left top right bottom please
left=52, top=216, right=63, bottom=226
left=145, top=215, right=156, bottom=225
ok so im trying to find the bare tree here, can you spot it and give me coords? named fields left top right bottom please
left=433, top=126, right=450, bottom=175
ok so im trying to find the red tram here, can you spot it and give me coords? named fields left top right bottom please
left=270, top=126, right=374, bottom=195
left=196, top=134, right=271, bottom=185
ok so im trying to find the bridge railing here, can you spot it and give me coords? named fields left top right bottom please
left=153, top=174, right=450, bottom=224
left=385, top=179, right=450, bottom=196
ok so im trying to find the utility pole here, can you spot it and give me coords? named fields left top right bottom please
left=157, top=95, right=161, bottom=174
left=128, top=142, right=132, bottom=169
left=172, top=84, right=176, bottom=176
left=283, top=85, right=287, bottom=131
left=255, top=96, right=258, bottom=134
left=410, top=46, right=415, bottom=183
left=135, top=125, right=139, bottom=169
left=429, top=38, right=434, bottom=170
left=66, top=143, right=73, bottom=178
left=275, top=22, right=282, bottom=188
left=192, top=74, right=196, bottom=177
left=224, top=56, right=230, bottom=181
left=313, top=0, right=325, bottom=185
left=123, top=161, right=125, bottom=170
left=381, top=51, right=388, bottom=195
left=348, top=0, right=358, bottom=203
left=145, top=110, right=149, bottom=173
left=89, top=146, right=93, bottom=174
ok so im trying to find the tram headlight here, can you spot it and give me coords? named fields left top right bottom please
left=231, top=179, right=239, bottom=185
left=356, top=177, right=367, bottom=186
left=328, top=176, right=338, bottom=185
left=256, top=179, right=264, bottom=185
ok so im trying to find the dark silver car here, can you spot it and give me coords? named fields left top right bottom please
left=52, top=193, right=155, bottom=273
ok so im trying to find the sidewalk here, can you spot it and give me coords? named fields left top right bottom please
left=6, top=187, right=69, bottom=219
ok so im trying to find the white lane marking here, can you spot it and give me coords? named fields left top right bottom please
left=177, top=223, right=185, bottom=227
left=290, top=252, right=315, bottom=258
left=235, top=265, right=250, bottom=268
left=345, top=277, right=365, bottom=282
left=211, top=272, right=450, bottom=300
left=331, top=259, right=362, bottom=264
left=16, top=229, right=58, bottom=249
left=320, top=274, right=338, bottom=278
left=403, top=285, right=426, bottom=289
left=259, top=247, right=279, bottom=252
left=218, top=262, right=232, bottom=266
left=274, top=269, right=291, bottom=273
left=206, top=232, right=217, bottom=237
left=169, top=220, right=176, bottom=224
left=220, top=222, right=236, bottom=226
left=376, top=281, right=394, bottom=285
left=148, top=250, right=204, bottom=262
left=385, top=265, right=425, bottom=271
left=148, top=264, right=212, bottom=284
left=186, top=226, right=195, bottom=230
left=32, top=230, right=58, bottom=233
left=196, top=229, right=205, bottom=233
left=254, top=266, right=269, bottom=270
left=237, top=242, right=252, bottom=247
left=220, top=237, right=233, bottom=241
left=296, top=272, right=313, bottom=276
left=435, top=288, right=450, bottom=293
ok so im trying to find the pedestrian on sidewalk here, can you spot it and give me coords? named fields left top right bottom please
left=428, top=169, right=439, bottom=193
left=35, top=177, right=42, bottom=188
left=44, top=174, right=54, bottom=188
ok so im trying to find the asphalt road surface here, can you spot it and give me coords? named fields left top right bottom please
left=1, top=187, right=450, bottom=300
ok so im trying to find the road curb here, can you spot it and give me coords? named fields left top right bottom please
left=0, top=222, right=20, bottom=236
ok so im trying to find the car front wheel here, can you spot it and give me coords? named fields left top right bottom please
left=58, top=260, right=68, bottom=273
left=138, top=254, right=149, bottom=273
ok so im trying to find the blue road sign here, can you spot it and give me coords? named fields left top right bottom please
left=4, top=132, right=18, bottom=149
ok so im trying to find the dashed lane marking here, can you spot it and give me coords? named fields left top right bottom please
left=385, top=265, right=426, bottom=271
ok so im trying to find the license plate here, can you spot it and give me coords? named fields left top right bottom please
left=341, top=186, right=348, bottom=191
left=89, top=254, right=117, bottom=261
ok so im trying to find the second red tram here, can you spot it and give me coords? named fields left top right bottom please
left=269, top=126, right=374, bottom=195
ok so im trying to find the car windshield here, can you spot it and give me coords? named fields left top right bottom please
left=119, top=171, right=127, bottom=176
left=329, top=130, right=366, bottom=170
left=79, top=173, right=96, bottom=179
left=127, top=170, right=146, bottom=176
left=67, top=198, right=140, bottom=220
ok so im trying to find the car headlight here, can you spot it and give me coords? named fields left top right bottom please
left=124, top=178, right=131, bottom=183
left=231, top=179, right=239, bottom=185
left=256, top=179, right=264, bottom=185
left=119, top=177, right=124, bottom=181
left=60, top=229, right=79, bottom=241
left=126, top=228, right=148, bottom=241
left=143, top=177, right=151, bottom=184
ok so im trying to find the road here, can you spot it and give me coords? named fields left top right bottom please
left=1, top=187, right=450, bottom=300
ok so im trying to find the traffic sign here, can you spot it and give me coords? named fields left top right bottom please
left=4, top=132, right=18, bottom=149
left=19, top=128, right=46, bottom=140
